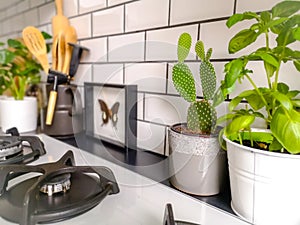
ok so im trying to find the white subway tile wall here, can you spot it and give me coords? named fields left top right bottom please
left=92, top=6, right=124, bottom=36
left=0, top=0, right=298, bottom=155
left=93, top=64, right=124, bottom=84
left=108, top=32, right=145, bottom=62
left=79, top=0, right=106, bottom=14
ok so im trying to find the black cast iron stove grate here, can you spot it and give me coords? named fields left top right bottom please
left=0, top=127, right=46, bottom=164
left=0, top=150, right=120, bottom=225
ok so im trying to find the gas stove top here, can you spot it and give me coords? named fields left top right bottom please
left=0, top=134, right=249, bottom=225
left=0, top=128, right=46, bottom=164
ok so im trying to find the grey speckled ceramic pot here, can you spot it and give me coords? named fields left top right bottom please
left=168, top=123, right=227, bottom=196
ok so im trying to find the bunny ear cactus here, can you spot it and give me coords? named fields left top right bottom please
left=172, top=33, right=218, bottom=134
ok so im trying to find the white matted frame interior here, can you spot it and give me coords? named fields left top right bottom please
left=84, top=82, right=137, bottom=151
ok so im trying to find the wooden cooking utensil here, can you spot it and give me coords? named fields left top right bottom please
left=52, top=0, right=69, bottom=71
left=62, top=26, right=77, bottom=74
left=45, top=75, right=58, bottom=125
left=22, top=26, right=50, bottom=74
left=56, top=31, right=66, bottom=72
left=52, top=0, right=69, bottom=37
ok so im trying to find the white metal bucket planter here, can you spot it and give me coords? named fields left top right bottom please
left=224, top=130, right=300, bottom=225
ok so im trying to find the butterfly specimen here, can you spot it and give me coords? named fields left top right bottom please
left=98, top=99, right=120, bottom=128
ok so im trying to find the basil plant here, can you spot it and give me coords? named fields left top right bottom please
left=0, top=32, right=51, bottom=100
left=218, top=1, right=300, bottom=154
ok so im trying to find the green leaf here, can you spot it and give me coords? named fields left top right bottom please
left=225, top=115, right=255, bottom=136
left=264, top=61, right=276, bottom=77
left=0, top=50, right=15, bottom=64
left=177, top=33, right=192, bottom=63
left=228, top=29, right=258, bottom=54
left=288, top=90, right=300, bottom=98
left=259, top=52, right=279, bottom=68
left=229, top=96, right=243, bottom=111
left=272, top=92, right=293, bottom=112
left=41, top=31, right=52, bottom=39
left=277, top=82, right=289, bottom=94
left=217, top=113, right=236, bottom=124
left=224, top=59, right=245, bottom=88
left=293, top=99, right=300, bottom=107
left=271, top=108, right=300, bottom=154
left=294, top=60, right=300, bottom=71
left=172, top=63, right=196, bottom=102
left=212, top=87, right=225, bottom=107
left=294, top=27, right=300, bottom=40
left=7, top=39, right=23, bottom=48
left=261, top=11, right=271, bottom=24
left=228, top=131, right=274, bottom=144
left=226, top=12, right=259, bottom=28
left=269, top=137, right=283, bottom=151
left=272, top=1, right=300, bottom=18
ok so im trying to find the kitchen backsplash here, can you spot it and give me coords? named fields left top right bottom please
left=0, top=0, right=298, bottom=155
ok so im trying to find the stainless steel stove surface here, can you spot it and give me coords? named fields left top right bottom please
left=0, top=134, right=250, bottom=225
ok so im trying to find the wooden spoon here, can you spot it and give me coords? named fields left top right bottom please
left=22, top=26, right=50, bottom=74
left=62, top=26, right=77, bottom=74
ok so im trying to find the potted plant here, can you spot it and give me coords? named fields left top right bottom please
left=219, top=1, right=300, bottom=224
left=168, top=32, right=225, bottom=196
left=0, top=35, right=49, bottom=133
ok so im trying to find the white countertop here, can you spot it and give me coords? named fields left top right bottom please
left=0, top=134, right=250, bottom=225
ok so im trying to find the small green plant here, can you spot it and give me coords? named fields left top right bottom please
left=219, top=1, right=300, bottom=154
left=172, top=33, right=221, bottom=134
left=0, top=32, right=51, bottom=100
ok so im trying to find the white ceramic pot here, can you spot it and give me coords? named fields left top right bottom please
left=168, top=123, right=226, bottom=196
left=0, top=96, right=37, bottom=133
left=224, top=129, right=300, bottom=225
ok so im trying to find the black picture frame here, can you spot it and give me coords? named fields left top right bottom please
left=84, top=82, right=137, bottom=152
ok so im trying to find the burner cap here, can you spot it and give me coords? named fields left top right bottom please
left=0, top=137, right=23, bottom=160
left=40, top=174, right=71, bottom=196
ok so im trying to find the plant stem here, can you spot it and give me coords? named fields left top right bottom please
left=245, top=73, right=271, bottom=119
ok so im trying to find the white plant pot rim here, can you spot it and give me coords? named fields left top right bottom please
left=223, top=128, right=300, bottom=159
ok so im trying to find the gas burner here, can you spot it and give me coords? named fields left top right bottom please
left=163, top=204, right=200, bottom=225
left=0, top=151, right=119, bottom=225
left=40, top=173, right=71, bottom=196
left=0, top=136, right=23, bottom=161
left=0, top=128, right=46, bottom=164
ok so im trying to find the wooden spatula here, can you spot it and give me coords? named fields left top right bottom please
left=22, top=26, right=50, bottom=74
left=62, top=26, right=77, bottom=74
left=52, top=0, right=69, bottom=37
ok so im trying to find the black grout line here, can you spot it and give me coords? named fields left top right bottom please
left=165, top=63, right=169, bottom=94
left=142, top=93, right=146, bottom=121
left=79, top=58, right=234, bottom=65
left=168, top=0, right=171, bottom=26
left=123, top=5, right=126, bottom=33
left=163, top=127, right=167, bottom=156
left=137, top=119, right=169, bottom=129
left=233, top=0, right=238, bottom=14
left=123, top=63, right=126, bottom=84
left=144, top=31, right=147, bottom=61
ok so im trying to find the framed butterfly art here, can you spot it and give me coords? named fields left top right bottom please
left=84, top=82, right=137, bottom=152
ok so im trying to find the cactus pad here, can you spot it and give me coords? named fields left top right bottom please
left=200, top=60, right=216, bottom=100
left=187, top=100, right=217, bottom=134
left=195, top=41, right=205, bottom=61
left=177, top=33, right=192, bottom=63
left=172, top=63, right=196, bottom=102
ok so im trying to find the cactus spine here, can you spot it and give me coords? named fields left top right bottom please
left=172, top=33, right=217, bottom=134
